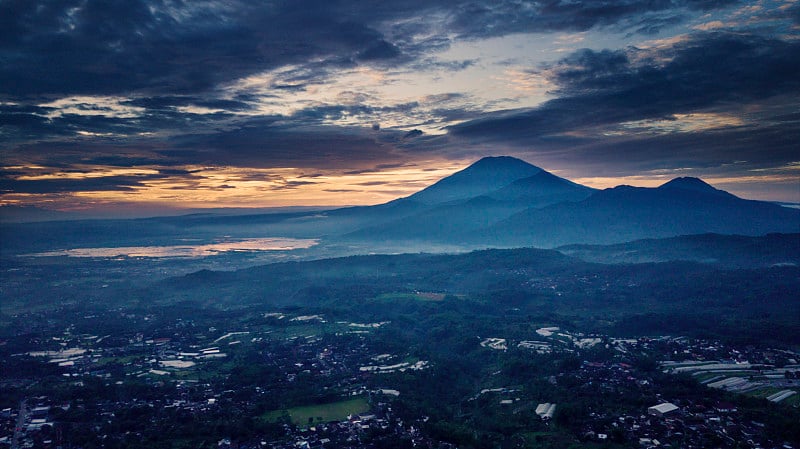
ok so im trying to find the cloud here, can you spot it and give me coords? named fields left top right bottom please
left=0, top=0, right=742, bottom=102
left=0, top=172, right=173, bottom=194
left=159, top=117, right=420, bottom=171
left=450, top=32, right=800, bottom=140
left=123, top=96, right=254, bottom=112
left=0, top=0, right=406, bottom=100
left=445, top=31, right=800, bottom=181
left=357, top=40, right=402, bottom=61
left=447, top=0, right=738, bottom=38
left=540, top=121, right=800, bottom=175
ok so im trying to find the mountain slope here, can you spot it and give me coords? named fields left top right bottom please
left=344, top=161, right=596, bottom=241
left=658, top=177, right=734, bottom=197
left=344, top=195, right=528, bottom=242
left=407, top=156, right=541, bottom=205
left=483, top=179, right=800, bottom=247
left=486, top=170, right=595, bottom=206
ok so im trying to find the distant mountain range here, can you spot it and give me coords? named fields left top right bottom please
left=337, top=156, right=798, bottom=247
left=3, top=156, right=798, bottom=253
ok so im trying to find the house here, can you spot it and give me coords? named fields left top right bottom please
left=648, top=402, right=678, bottom=416
left=535, top=403, right=557, bottom=420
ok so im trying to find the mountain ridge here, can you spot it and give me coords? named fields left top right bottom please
left=340, top=156, right=798, bottom=247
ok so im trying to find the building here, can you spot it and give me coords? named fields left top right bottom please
left=535, top=403, right=557, bottom=420
left=648, top=402, right=678, bottom=416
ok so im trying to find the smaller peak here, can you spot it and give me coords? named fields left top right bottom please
left=469, top=156, right=540, bottom=170
left=659, top=177, right=736, bottom=197
left=660, top=177, right=715, bottom=191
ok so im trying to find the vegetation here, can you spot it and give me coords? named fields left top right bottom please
left=262, top=396, right=370, bottom=426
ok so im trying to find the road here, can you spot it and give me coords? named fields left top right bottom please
left=10, top=399, right=27, bottom=449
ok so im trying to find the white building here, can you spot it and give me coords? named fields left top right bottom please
left=648, top=402, right=678, bottom=416
left=535, top=403, right=557, bottom=420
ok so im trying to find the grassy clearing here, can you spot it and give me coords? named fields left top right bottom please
left=375, top=292, right=422, bottom=302
left=694, top=372, right=723, bottom=382
left=375, top=292, right=450, bottom=302
left=782, top=392, right=800, bottom=406
left=262, top=396, right=370, bottom=426
left=747, top=386, right=786, bottom=398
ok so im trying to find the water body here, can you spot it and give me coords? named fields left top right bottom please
left=25, top=237, right=318, bottom=258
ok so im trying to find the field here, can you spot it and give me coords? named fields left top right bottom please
left=375, top=292, right=448, bottom=302
left=262, top=396, right=370, bottom=426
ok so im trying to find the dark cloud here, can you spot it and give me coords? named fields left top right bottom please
left=447, top=0, right=739, bottom=38
left=1, top=139, right=180, bottom=171
left=451, top=33, right=800, bottom=140
left=1, top=101, right=248, bottom=145
left=122, top=96, right=253, bottom=112
left=0, top=0, right=740, bottom=101
left=446, top=31, right=800, bottom=178
left=0, top=175, right=155, bottom=194
left=357, top=40, right=402, bottom=61
left=624, top=12, right=687, bottom=35
left=0, top=113, right=52, bottom=137
left=410, top=58, right=477, bottom=72
left=355, top=181, right=388, bottom=186
left=82, top=155, right=180, bottom=168
left=518, top=121, right=800, bottom=176
left=273, top=180, right=318, bottom=190
left=160, top=118, right=413, bottom=170
left=375, top=163, right=415, bottom=170
left=553, top=34, right=799, bottom=100
left=422, top=93, right=466, bottom=104
left=790, top=3, right=800, bottom=24
left=0, top=0, right=404, bottom=100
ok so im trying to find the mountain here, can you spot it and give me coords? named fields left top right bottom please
left=406, top=156, right=541, bottom=205
left=344, top=195, right=528, bottom=242
left=343, top=161, right=799, bottom=246
left=344, top=158, right=593, bottom=241
left=658, top=177, right=734, bottom=197
left=482, top=178, right=800, bottom=247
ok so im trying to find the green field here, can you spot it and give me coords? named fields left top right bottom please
left=374, top=292, right=451, bottom=302
left=375, top=292, right=424, bottom=301
left=748, top=386, right=786, bottom=398
left=783, top=393, right=800, bottom=406
left=262, top=396, right=370, bottom=426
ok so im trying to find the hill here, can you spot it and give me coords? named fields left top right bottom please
left=558, top=233, right=800, bottom=268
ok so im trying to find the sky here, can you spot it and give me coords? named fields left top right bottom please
left=1, top=0, right=799, bottom=215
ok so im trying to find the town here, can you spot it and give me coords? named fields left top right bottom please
left=2, top=304, right=798, bottom=449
